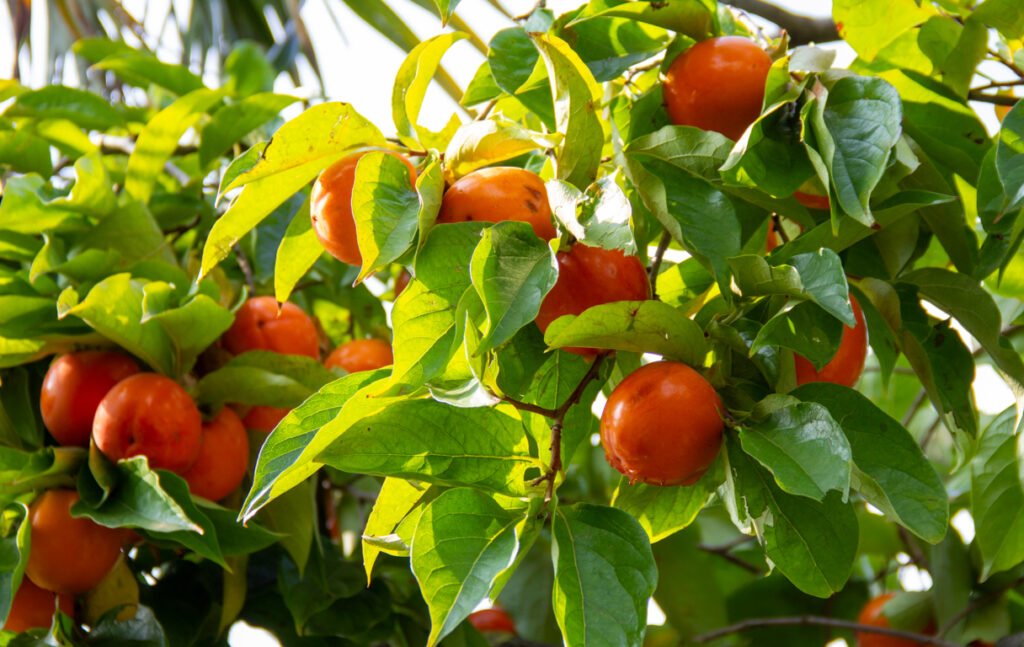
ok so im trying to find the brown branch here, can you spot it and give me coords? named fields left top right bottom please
left=969, top=91, right=1020, bottom=106
left=649, top=231, right=672, bottom=301
left=938, top=575, right=1024, bottom=637
left=514, top=0, right=546, bottom=21
left=725, top=0, right=839, bottom=45
left=989, top=49, right=1024, bottom=79
left=232, top=243, right=256, bottom=294
left=690, top=615, right=960, bottom=646
left=698, top=541, right=763, bottom=575
left=971, top=79, right=1024, bottom=92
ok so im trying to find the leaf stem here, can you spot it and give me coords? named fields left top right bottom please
left=649, top=231, right=672, bottom=301
left=689, top=615, right=960, bottom=646
left=937, top=575, right=1024, bottom=636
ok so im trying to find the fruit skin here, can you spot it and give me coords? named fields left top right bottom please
left=182, top=407, right=250, bottom=501
left=794, top=190, right=830, bottom=211
left=93, top=373, right=203, bottom=474
left=467, top=608, right=517, bottom=635
left=794, top=294, right=868, bottom=388
left=663, top=36, right=771, bottom=140
left=394, top=269, right=411, bottom=297
left=437, top=167, right=557, bottom=240
left=765, top=219, right=779, bottom=253
left=40, top=351, right=140, bottom=447
left=535, top=244, right=650, bottom=354
left=222, top=296, right=320, bottom=359
left=241, top=406, right=290, bottom=433
left=25, top=490, right=123, bottom=595
left=4, top=578, right=74, bottom=632
left=311, top=151, right=417, bottom=266
left=856, top=593, right=929, bottom=647
left=325, top=339, right=394, bottom=373
left=600, top=361, right=724, bottom=486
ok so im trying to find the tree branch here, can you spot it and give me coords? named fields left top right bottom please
left=938, top=575, right=1024, bottom=637
left=698, top=541, right=763, bottom=575
left=649, top=231, right=672, bottom=301
left=690, top=615, right=959, bottom=646
left=969, top=91, right=1020, bottom=106
left=725, top=0, right=839, bottom=45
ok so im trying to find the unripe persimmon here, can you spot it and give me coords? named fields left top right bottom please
left=325, top=339, right=393, bottom=373
left=3, top=578, right=74, bottom=631
left=535, top=244, right=650, bottom=354
left=241, top=406, right=290, bottom=433
left=93, top=374, right=203, bottom=474
left=222, top=296, right=320, bottom=359
left=437, top=167, right=557, bottom=240
left=40, top=351, right=140, bottom=447
left=25, top=490, right=123, bottom=595
left=663, top=36, right=771, bottom=141
left=311, top=151, right=417, bottom=266
left=857, top=593, right=930, bottom=647
left=600, top=362, right=724, bottom=486
left=468, top=608, right=517, bottom=635
left=182, top=407, right=249, bottom=502
left=794, top=294, right=867, bottom=388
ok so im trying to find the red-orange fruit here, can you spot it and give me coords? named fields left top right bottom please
left=3, top=578, right=74, bottom=631
left=311, top=151, right=417, bottom=266
left=92, top=373, right=203, bottom=474
left=468, top=608, right=517, bottom=635
left=325, top=339, right=394, bottom=373
left=437, top=167, right=557, bottom=240
left=222, top=296, right=320, bottom=359
left=182, top=407, right=250, bottom=502
left=663, top=36, right=771, bottom=140
left=40, top=351, right=140, bottom=447
left=856, top=593, right=931, bottom=647
left=241, top=406, right=291, bottom=433
left=25, top=490, right=123, bottom=595
left=794, top=294, right=868, bottom=388
left=600, top=361, right=724, bottom=486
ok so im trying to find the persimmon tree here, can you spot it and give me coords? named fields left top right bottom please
left=1, top=1, right=1024, bottom=646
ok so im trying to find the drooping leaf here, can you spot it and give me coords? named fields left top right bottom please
left=392, top=32, right=467, bottom=150
left=971, top=408, right=1024, bottom=579
left=352, top=152, right=421, bottom=282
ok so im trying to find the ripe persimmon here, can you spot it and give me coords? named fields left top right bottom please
left=468, top=608, right=517, bottom=635
left=663, top=36, right=771, bottom=140
left=600, top=361, right=724, bottom=486
left=311, top=151, right=417, bottom=266
left=241, top=406, right=290, bottom=433
left=222, top=296, right=320, bottom=359
left=535, top=244, right=650, bottom=354
left=765, top=219, right=779, bottom=253
left=325, top=339, right=393, bottom=373
left=3, top=578, right=74, bottom=631
left=437, top=167, right=557, bottom=240
left=794, top=294, right=867, bottom=388
left=857, top=593, right=930, bottom=647
left=394, top=269, right=411, bottom=298
left=93, top=374, right=203, bottom=474
left=182, top=407, right=249, bottom=501
left=25, top=490, right=123, bottom=595
left=40, top=351, right=140, bottom=447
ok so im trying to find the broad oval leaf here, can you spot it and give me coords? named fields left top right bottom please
left=353, top=152, right=421, bottom=282
left=392, top=32, right=468, bottom=150
left=971, top=408, right=1024, bottom=579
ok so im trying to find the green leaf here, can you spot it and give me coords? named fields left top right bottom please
left=63, top=274, right=175, bottom=375
left=50, top=152, right=116, bottom=216
left=833, top=0, right=934, bottom=60
left=94, top=52, right=206, bottom=96
left=794, top=383, right=948, bottom=544
left=739, top=397, right=852, bottom=501
left=751, top=301, right=844, bottom=370
left=725, top=440, right=857, bottom=598
left=0, top=369, right=46, bottom=449
left=626, top=125, right=734, bottom=181
left=470, top=221, right=558, bottom=354
left=392, top=32, right=467, bottom=150
left=548, top=175, right=636, bottom=254
left=390, top=223, right=483, bottom=389
left=0, top=502, right=29, bottom=628
left=0, top=175, right=81, bottom=234
left=431, top=0, right=463, bottom=25
left=972, top=0, right=1024, bottom=38
left=141, top=288, right=234, bottom=375
left=202, top=103, right=384, bottom=276
left=544, top=300, right=707, bottom=365
left=996, top=100, right=1024, bottom=213
left=317, top=400, right=543, bottom=496
left=810, top=76, right=903, bottom=226
left=363, top=478, right=432, bottom=581
left=7, top=86, right=125, bottom=130
left=570, top=0, right=714, bottom=39
left=352, top=152, right=420, bottom=282
left=971, top=408, right=1024, bottom=579
left=260, top=478, right=315, bottom=575
left=199, top=93, right=299, bottom=168
left=551, top=503, right=657, bottom=647
left=412, top=488, right=525, bottom=645
left=0, top=129, right=52, bottom=176
left=532, top=34, right=604, bottom=190
left=197, top=351, right=336, bottom=408
left=730, top=250, right=854, bottom=325
left=274, top=196, right=320, bottom=303
left=917, top=16, right=988, bottom=97
left=224, top=41, right=277, bottom=98
left=125, top=88, right=224, bottom=204
left=611, top=469, right=715, bottom=543
left=488, top=27, right=541, bottom=95
left=444, top=120, right=557, bottom=180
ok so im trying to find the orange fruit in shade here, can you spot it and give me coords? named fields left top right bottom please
left=856, top=593, right=931, bottom=647
left=182, top=407, right=250, bottom=502
left=394, top=269, right=411, bottom=298
left=437, top=167, right=557, bottom=240
left=92, top=373, right=203, bottom=474
left=40, top=351, right=140, bottom=447
left=311, top=151, right=417, bottom=266
left=600, top=361, right=724, bottom=486
left=794, top=294, right=868, bottom=388
left=25, top=490, right=123, bottom=595
left=794, top=190, right=830, bottom=210
left=765, top=219, right=779, bottom=253
left=325, top=339, right=394, bottom=373
left=467, top=608, right=517, bottom=635
left=663, top=36, right=772, bottom=141
left=241, top=406, right=291, bottom=433
left=3, top=578, right=74, bottom=632
left=535, top=244, right=650, bottom=355
left=222, top=296, right=320, bottom=359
